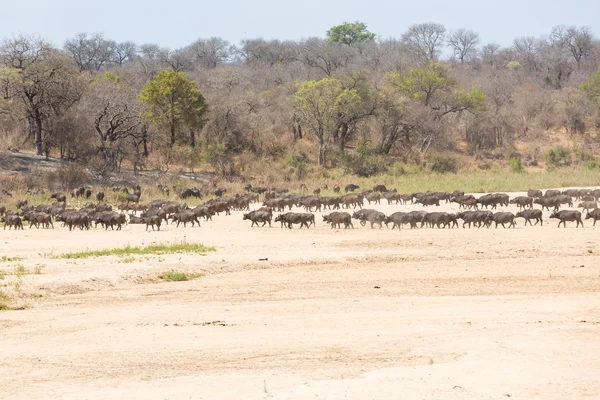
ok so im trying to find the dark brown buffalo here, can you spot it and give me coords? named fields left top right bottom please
left=384, top=212, right=408, bottom=230
left=516, top=209, right=543, bottom=226
left=23, top=212, right=53, bottom=229
left=424, top=212, right=458, bottom=228
left=544, top=189, right=561, bottom=198
left=406, top=211, right=428, bottom=229
left=509, top=196, right=533, bottom=209
left=344, top=184, right=360, bottom=193
left=456, top=211, right=491, bottom=228
left=171, top=211, right=200, bottom=228
left=96, top=192, right=105, bottom=202
left=550, top=210, right=583, bottom=228
left=145, top=215, right=162, bottom=231
left=274, top=212, right=314, bottom=229
left=333, top=184, right=341, bottom=193
left=534, top=197, right=560, bottom=211
left=352, top=209, right=386, bottom=229
left=527, top=189, right=543, bottom=198
left=585, top=209, right=600, bottom=226
left=323, top=212, right=353, bottom=229
left=487, top=212, right=516, bottom=228
left=365, top=192, right=381, bottom=205
left=243, top=210, right=272, bottom=227
left=51, top=193, right=67, bottom=203
left=2, top=214, right=23, bottom=230
left=577, top=201, right=598, bottom=213
left=373, top=184, right=388, bottom=193
left=417, top=195, right=440, bottom=207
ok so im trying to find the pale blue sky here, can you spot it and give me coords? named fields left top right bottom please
left=1, top=0, right=599, bottom=48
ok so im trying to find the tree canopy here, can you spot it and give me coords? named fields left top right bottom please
left=326, top=22, right=376, bottom=46
left=139, top=69, right=207, bottom=147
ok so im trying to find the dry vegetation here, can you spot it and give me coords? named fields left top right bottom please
left=1, top=23, right=600, bottom=188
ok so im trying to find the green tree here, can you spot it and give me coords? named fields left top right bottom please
left=139, top=69, right=207, bottom=147
left=291, top=78, right=362, bottom=166
left=387, top=62, right=486, bottom=113
left=581, top=70, right=600, bottom=101
left=0, top=36, right=82, bottom=156
left=326, top=21, right=376, bottom=46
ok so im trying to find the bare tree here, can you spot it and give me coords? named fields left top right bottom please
left=447, top=28, right=480, bottom=64
left=512, top=36, right=540, bottom=72
left=299, top=38, right=357, bottom=76
left=187, top=37, right=231, bottom=69
left=480, top=43, right=501, bottom=67
left=401, top=23, right=446, bottom=61
left=113, top=41, right=137, bottom=66
left=551, top=25, right=594, bottom=68
left=64, top=33, right=116, bottom=71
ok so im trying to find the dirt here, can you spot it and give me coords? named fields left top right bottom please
left=1, top=191, right=600, bottom=399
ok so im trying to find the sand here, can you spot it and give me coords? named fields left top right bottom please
left=1, top=191, right=599, bottom=399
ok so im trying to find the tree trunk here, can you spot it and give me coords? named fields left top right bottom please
left=318, top=136, right=326, bottom=166
left=190, top=129, right=196, bottom=148
left=339, top=123, right=349, bottom=152
left=170, top=123, right=176, bottom=147
left=142, top=125, right=149, bottom=156
left=34, top=109, right=43, bottom=156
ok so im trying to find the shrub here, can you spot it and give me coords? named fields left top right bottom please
left=158, top=270, right=203, bottom=282
left=545, top=146, right=572, bottom=168
left=509, top=157, right=524, bottom=173
left=586, top=159, right=600, bottom=170
left=286, top=152, right=309, bottom=179
left=426, top=154, right=459, bottom=174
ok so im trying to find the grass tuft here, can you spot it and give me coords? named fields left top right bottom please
left=57, top=242, right=215, bottom=259
left=1, top=256, right=23, bottom=263
left=158, top=270, right=204, bottom=282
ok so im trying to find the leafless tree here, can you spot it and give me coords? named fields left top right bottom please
left=401, top=23, right=446, bottom=61
left=447, top=28, right=480, bottom=64
left=64, top=33, right=116, bottom=71
left=113, top=41, right=137, bottom=66
left=187, top=37, right=231, bottom=69
left=512, top=36, right=540, bottom=73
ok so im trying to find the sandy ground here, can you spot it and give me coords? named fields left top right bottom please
left=1, top=190, right=600, bottom=400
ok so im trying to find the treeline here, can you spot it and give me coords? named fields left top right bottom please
left=2, top=22, right=600, bottom=179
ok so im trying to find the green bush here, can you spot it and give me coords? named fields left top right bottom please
left=339, top=144, right=388, bottom=177
left=426, top=154, right=459, bottom=174
left=586, top=159, right=600, bottom=170
left=509, top=157, right=524, bottom=173
left=286, top=153, right=309, bottom=179
left=545, top=146, right=572, bottom=168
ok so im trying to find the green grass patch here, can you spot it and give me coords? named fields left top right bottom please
left=1, top=256, right=23, bottom=263
left=0, top=264, right=41, bottom=278
left=314, top=167, right=600, bottom=195
left=158, top=270, right=204, bottom=282
left=56, top=242, right=215, bottom=259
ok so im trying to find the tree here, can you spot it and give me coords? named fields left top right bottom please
left=550, top=25, right=594, bottom=68
left=186, top=37, right=231, bottom=69
left=511, top=36, right=539, bottom=73
left=401, top=23, right=446, bottom=61
left=386, top=62, right=487, bottom=153
left=80, top=72, right=143, bottom=170
left=64, top=33, right=116, bottom=71
left=0, top=36, right=82, bottom=155
left=300, top=37, right=357, bottom=76
left=113, top=41, right=137, bottom=66
left=291, top=78, right=362, bottom=166
left=139, top=69, right=207, bottom=147
left=447, top=28, right=480, bottom=64
left=326, top=21, right=376, bottom=46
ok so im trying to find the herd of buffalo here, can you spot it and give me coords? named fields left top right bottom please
left=1, top=183, right=600, bottom=232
